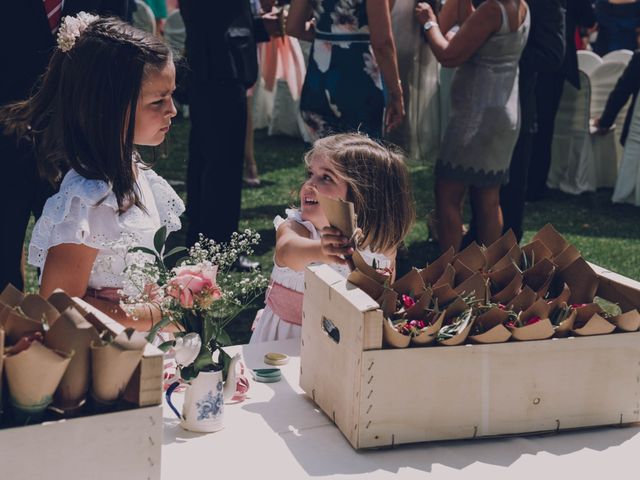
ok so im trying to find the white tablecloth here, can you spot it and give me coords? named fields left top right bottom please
left=162, top=339, right=639, bottom=479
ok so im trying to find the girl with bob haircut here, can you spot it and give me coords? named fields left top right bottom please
left=251, top=132, right=415, bottom=343
left=0, top=14, right=183, bottom=329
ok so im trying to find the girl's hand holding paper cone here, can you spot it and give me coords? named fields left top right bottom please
left=320, top=226, right=354, bottom=266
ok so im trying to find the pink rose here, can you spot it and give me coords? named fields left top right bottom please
left=401, top=294, right=416, bottom=310
left=167, top=264, right=221, bottom=309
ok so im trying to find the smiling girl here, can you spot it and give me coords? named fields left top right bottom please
left=250, top=133, right=415, bottom=343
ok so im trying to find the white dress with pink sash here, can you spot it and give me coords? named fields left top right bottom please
left=249, top=209, right=391, bottom=343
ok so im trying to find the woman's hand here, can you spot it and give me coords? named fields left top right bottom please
left=320, top=226, right=353, bottom=265
left=415, top=2, right=437, bottom=25
left=384, top=90, right=405, bottom=133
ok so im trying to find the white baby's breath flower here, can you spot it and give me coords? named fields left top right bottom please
left=57, top=12, right=99, bottom=52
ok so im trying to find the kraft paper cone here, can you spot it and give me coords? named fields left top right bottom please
left=4, top=341, right=72, bottom=408
left=392, top=268, right=426, bottom=296
left=571, top=304, right=616, bottom=336
left=488, top=262, right=521, bottom=290
left=509, top=299, right=554, bottom=341
left=531, top=223, right=569, bottom=256
left=522, top=240, right=553, bottom=266
left=352, top=249, right=390, bottom=285
left=453, top=242, right=486, bottom=272
left=0, top=284, right=24, bottom=325
left=595, top=276, right=640, bottom=313
left=3, top=308, right=45, bottom=345
left=423, top=311, right=446, bottom=336
left=432, top=283, right=459, bottom=306
left=91, top=335, right=144, bottom=404
left=484, top=230, right=518, bottom=268
left=410, top=332, right=436, bottom=346
left=47, top=290, right=89, bottom=317
left=0, top=328, right=4, bottom=408
left=347, top=270, right=385, bottom=301
left=438, top=316, right=475, bottom=346
left=378, top=289, right=399, bottom=318
left=611, top=310, right=640, bottom=332
left=453, top=259, right=475, bottom=284
left=546, top=284, right=572, bottom=312
left=45, top=307, right=100, bottom=410
left=318, top=194, right=356, bottom=240
left=468, top=308, right=512, bottom=344
left=553, top=244, right=582, bottom=271
left=491, top=244, right=523, bottom=272
left=419, top=247, right=455, bottom=285
left=443, top=296, right=468, bottom=319
left=560, top=257, right=599, bottom=304
left=553, top=307, right=577, bottom=337
left=455, top=273, right=488, bottom=302
left=0, top=284, right=24, bottom=307
left=509, top=318, right=555, bottom=341
left=507, top=286, right=537, bottom=313
left=491, top=273, right=523, bottom=304
left=523, top=258, right=556, bottom=297
left=382, top=318, right=410, bottom=348
left=434, top=264, right=456, bottom=288
left=405, top=289, right=434, bottom=318
left=19, top=294, right=60, bottom=327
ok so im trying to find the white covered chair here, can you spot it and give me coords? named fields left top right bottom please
left=132, top=0, right=156, bottom=35
left=603, top=49, right=633, bottom=66
left=548, top=72, right=597, bottom=194
left=589, top=61, right=628, bottom=187
left=612, top=94, right=640, bottom=206
left=577, top=50, right=602, bottom=77
left=164, top=9, right=185, bottom=57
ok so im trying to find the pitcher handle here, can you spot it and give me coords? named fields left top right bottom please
left=165, top=381, right=182, bottom=420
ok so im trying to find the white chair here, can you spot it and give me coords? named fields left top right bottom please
left=164, top=9, right=185, bottom=57
left=132, top=0, right=156, bottom=35
left=589, top=61, right=628, bottom=187
left=577, top=50, right=603, bottom=77
left=548, top=72, right=597, bottom=194
left=603, top=49, right=633, bottom=66
left=613, top=94, right=640, bottom=206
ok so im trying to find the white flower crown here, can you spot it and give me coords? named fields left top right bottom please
left=57, top=12, right=99, bottom=52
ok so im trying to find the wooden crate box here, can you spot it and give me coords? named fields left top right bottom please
left=300, top=264, right=640, bottom=449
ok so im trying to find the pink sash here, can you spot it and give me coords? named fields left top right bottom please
left=265, top=281, right=303, bottom=326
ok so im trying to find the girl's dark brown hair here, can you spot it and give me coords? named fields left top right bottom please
left=0, top=17, right=171, bottom=213
left=305, top=133, right=416, bottom=254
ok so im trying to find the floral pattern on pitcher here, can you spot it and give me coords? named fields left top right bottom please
left=196, top=382, right=224, bottom=421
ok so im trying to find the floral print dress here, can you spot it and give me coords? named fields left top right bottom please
left=300, top=0, right=385, bottom=140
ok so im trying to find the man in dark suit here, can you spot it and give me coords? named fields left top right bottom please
left=498, top=0, right=566, bottom=242
left=526, top=0, right=595, bottom=201
left=593, top=50, right=640, bottom=146
left=0, top=1, right=130, bottom=292
left=464, top=0, right=566, bottom=246
left=181, top=0, right=279, bottom=269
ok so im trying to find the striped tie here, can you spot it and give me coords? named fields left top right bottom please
left=43, top=0, right=63, bottom=34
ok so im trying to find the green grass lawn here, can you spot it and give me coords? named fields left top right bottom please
left=24, top=114, right=640, bottom=344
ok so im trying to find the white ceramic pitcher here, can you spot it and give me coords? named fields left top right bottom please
left=166, top=353, right=240, bottom=433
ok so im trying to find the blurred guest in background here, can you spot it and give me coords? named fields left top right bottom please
left=593, top=0, right=640, bottom=55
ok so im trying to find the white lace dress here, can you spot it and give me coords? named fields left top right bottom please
left=249, top=209, right=392, bottom=343
left=28, top=167, right=184, bottom=291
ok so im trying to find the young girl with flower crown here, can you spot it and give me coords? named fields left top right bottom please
left=0, top=14, right=183, bottom=330
left=250, top=133, right=416, bottom=343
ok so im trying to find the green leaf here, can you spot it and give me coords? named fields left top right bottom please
left=594, top=296, right=622, bottom=318
left=157, top=340, right=176, bottom=352
left=215, top=328, right=232, bottom=347
left=163, top=246, right=188, bottom=260
left=154, top=226, right=168, bottom=255
left=145, top=315, right=174, bottom=343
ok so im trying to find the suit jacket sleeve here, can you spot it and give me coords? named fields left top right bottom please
left=599, top=52, right=640, bottom=129
left=520, top=0, right=566, bottom=73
